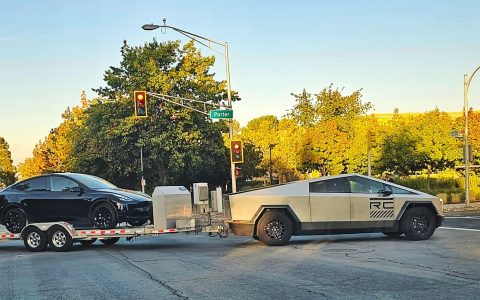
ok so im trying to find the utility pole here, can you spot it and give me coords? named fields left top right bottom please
left=367, top=131, right=376, bottom=177
left=464, top=65, right=480, bottom=206
left=140, top=147, right=145, bottom=193
left=142, top=20, right=237, bottom=192
left=269, top=144, right=276, bottom=185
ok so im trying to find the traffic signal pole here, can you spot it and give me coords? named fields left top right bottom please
left=142, top=20, right=237, bottom=192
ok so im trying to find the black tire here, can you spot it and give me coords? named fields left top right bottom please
left=48, top=225, right=73, bottom=252
left=91, top=203, right=118, bottom=229
left=100, top=237, right=120, bottom=245
left=401, top=206, right=436, bottom=241
left=382, top=232, right=403, bottom=238
left=256, top=210, right=293, bottom=246
left=4, top=207, right=27, bottom=233
left=22, top=226, right=48, bottom=252
left=79, top=238, right=97, bottom=246
left=128, top=220, right=147, bottom=227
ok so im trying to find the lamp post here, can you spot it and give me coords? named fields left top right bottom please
left=463, top=65, right=480, bottom=206
left=269, top=144, right=276, bottom=185
left=142, top=20, right=237, bottom=192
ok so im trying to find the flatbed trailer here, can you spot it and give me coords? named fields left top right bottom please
left=0, top=221, right=226, bottom=252
left=0, top=186, right=228, bottom=252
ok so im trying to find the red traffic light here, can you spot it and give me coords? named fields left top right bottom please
left=234, top=167, right=242, bottom=177
left=134, top=91, right=147, bottom=117
left=230, top=140, right=244, bottom=163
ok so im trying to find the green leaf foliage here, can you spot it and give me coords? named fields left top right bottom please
left=71, top=40, right=236, bottom=192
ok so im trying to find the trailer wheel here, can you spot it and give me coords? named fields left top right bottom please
left=48, top=225, right=73, bottom=252
left=100, top=237, right=120, bottom=245
left=256, top=210, right=293, bottom=246
left=79, top=238, right=97, bottom=246
left=23, top=226, right=48, bottom=252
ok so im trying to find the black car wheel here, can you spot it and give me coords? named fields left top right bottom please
left=91, top=203, right=118, bottom=229
left=100, top=237, right=120, bottom=245
left=128, top=220, right=147, bottom=227
left=79, top=238, right=97, bottom=246
left=4, top=208, right=27, bottom=233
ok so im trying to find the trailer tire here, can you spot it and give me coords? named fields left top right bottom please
left=23, top=226, right=48, bottom=252
left=100, top=237, right=120, bottom=245
left=79, top=238, right=97, bottom=246
left=256, top=210, right=293, bottom=246
left=48, top=225, right=73, bottom=252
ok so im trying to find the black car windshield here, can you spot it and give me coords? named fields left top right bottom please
left=67, top=174, right=118, bottom=190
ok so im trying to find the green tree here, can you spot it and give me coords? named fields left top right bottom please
left=72, top=40, right=237, bottom=191
left=0, top=137, right=16, bottom=187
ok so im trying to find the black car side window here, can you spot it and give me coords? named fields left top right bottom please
left=14, top=177, right=49, bottom=191
left=51, top=177, right=80, bottom=192
left=309, top=178, right=351, bottom=193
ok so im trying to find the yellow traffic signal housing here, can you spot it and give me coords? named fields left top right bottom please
left=230, top=140, right=244, bottom=163
left=134, top=91, right=148, bottom=117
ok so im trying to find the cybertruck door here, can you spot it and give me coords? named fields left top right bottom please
left=348, top=176, right=395, bottom=227
left=308, top=177, right=351, bottom=231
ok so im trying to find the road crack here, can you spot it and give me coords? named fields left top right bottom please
left=106, top=251, right=189, bottom=299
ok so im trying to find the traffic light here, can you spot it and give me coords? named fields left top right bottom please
left=134, top=91, right=147, bottom=117
left=230, top=140, right=244, bottom=163
left=234, top=167, right=242, bottom=177
left=367, top=130, right=377, bottom=149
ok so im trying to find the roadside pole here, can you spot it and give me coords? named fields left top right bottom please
left=140, top=147, right=145, bottom=193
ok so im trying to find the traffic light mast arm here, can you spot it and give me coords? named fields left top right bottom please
left=147, top=92, right=230, bottom=116
left=148, top=92, right=230, bottom=109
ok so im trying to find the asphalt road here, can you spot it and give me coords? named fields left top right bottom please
left=0, top=216, right=479, bottom=300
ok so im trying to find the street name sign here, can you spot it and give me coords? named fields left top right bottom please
left=210, top=109, right=233, bottom=119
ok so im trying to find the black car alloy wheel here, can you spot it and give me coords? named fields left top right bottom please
left=4, top=208, right=27, bottom=233
left=92, top=203, right=117, bottom=229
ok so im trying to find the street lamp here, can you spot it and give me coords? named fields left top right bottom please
left=142, top=19, right=237, bottom=192
left=464, top=64, right=480, bottom=206
left=269, top=144, right=277, bottom=185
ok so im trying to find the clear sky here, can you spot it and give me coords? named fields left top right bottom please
left=1, top=0, right=480, bottom=165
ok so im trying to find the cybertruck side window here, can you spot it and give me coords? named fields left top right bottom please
left=386, top=184, right=416, bottom=195
left=309, top=178, right=350, bottom=193
left=349, top=176, right=384, bottom=194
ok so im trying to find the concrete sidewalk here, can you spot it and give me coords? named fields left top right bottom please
left=443, top=202, right=480, bottom=216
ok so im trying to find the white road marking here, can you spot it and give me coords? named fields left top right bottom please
left=439, top=227, right=480, bottom=232
left=445, top=216, right=480, bottom=219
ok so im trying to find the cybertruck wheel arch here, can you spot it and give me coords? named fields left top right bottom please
left=251, top=205, right=301, bottom=236
left=396, top=201, right=440, bottom=221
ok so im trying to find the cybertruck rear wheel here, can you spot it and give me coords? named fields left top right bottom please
left=256, top=210, right=293, bottom=246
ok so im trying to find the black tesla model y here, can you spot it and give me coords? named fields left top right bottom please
left=0, top=173, right=152, bottom=233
